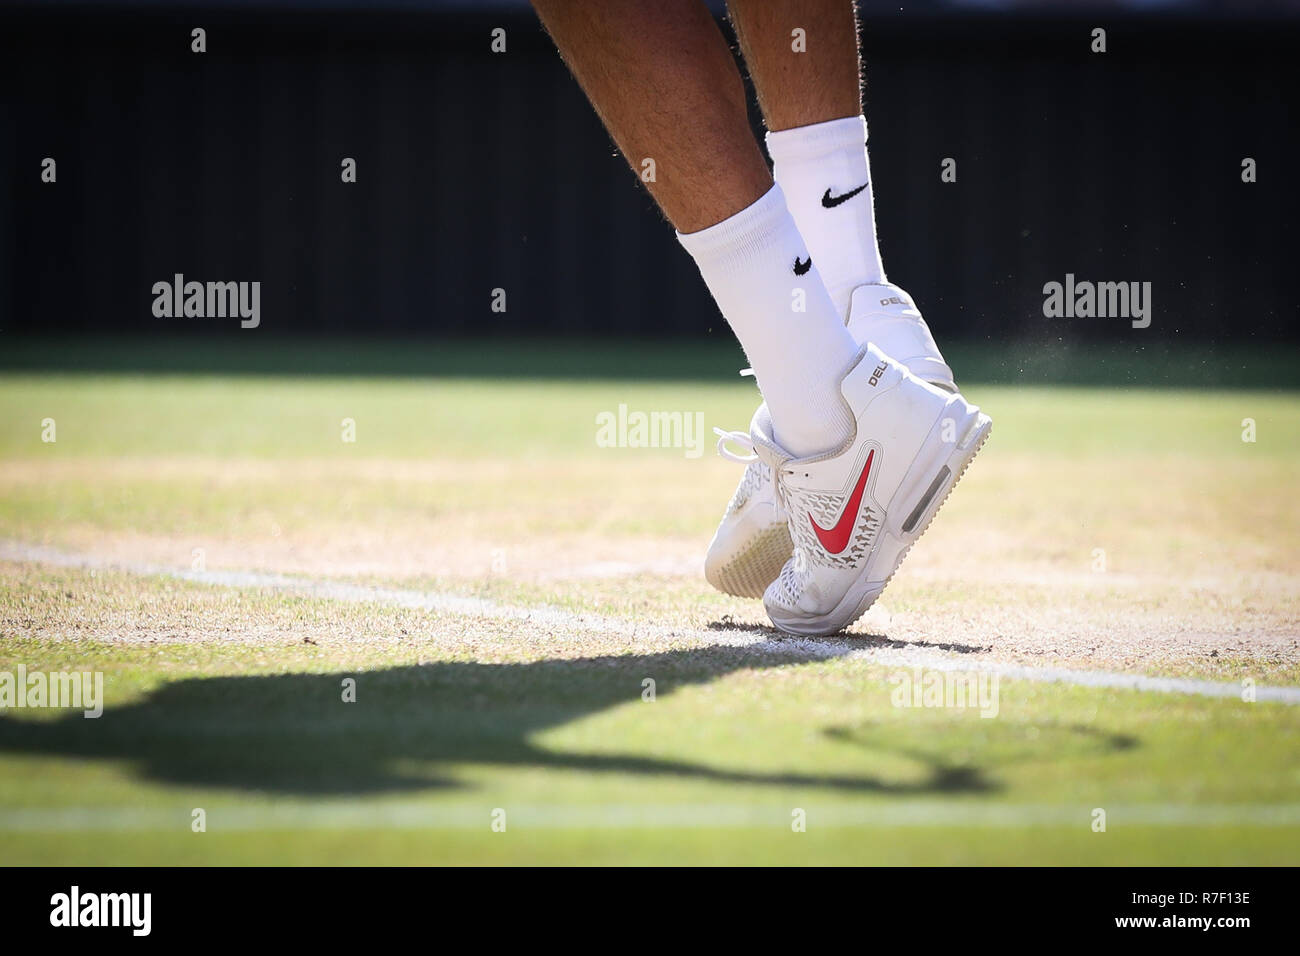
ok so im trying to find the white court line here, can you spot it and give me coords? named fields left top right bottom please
left=4, top=540, right=1299, bottom=705
left=2, top=802, right=1300, bottom=832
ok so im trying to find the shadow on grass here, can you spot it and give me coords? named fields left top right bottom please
left=706, top=619, right=989, bottom=655
left=0, top=644, right=1137, bottom=797
left=826, top=722, right=1138, bottom=792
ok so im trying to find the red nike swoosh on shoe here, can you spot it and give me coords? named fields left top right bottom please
left=808, top=448, right=875, bottom=555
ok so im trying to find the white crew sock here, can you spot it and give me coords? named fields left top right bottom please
left=677, top=183, right=858, bottom=458
left=766, top=115, right=885, bottom=321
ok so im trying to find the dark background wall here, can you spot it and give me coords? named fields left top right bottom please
left=1, top=3, right=1296, bottom=345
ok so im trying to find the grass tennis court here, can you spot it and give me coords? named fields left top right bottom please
left=1, top=341, right=1297, bottom=864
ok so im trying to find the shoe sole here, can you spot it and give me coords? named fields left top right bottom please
left=706, top=520, right=793, bottom=599
left=767, top=402, right=992, bottom=636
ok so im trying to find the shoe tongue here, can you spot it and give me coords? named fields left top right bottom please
left=751, top=441, right=788, bottom=471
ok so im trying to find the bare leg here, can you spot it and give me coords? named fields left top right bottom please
left=725, top=0, right=898, bottom=322
left=727, top=0, right=861, bottom=132
left=531, top=0, right=772, bottom=233
left=531, top=0, right=859, bottom=457
left=729, top=0, right=955, bottom=390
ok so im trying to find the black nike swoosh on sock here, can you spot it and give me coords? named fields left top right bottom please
left=821, top=183, right=868, bottom=208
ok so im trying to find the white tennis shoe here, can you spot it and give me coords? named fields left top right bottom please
left=704, top=283, right=958, bottom=598
left=752, top=344, right=990, bottom=635
left=846, top=282, right=955, bottom=393
left=703, top=429, right=791, bottom=599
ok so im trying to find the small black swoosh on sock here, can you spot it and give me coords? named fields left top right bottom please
left=822, top=183, right=868, bottom=208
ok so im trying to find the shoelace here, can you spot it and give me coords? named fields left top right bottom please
left=712, top=426, right=793, bottom=515
left=714, top=367, right=759, bottom=464
left=712, top=426, right=756, bottom=465
left=714, top=368, right=791, bottom=508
